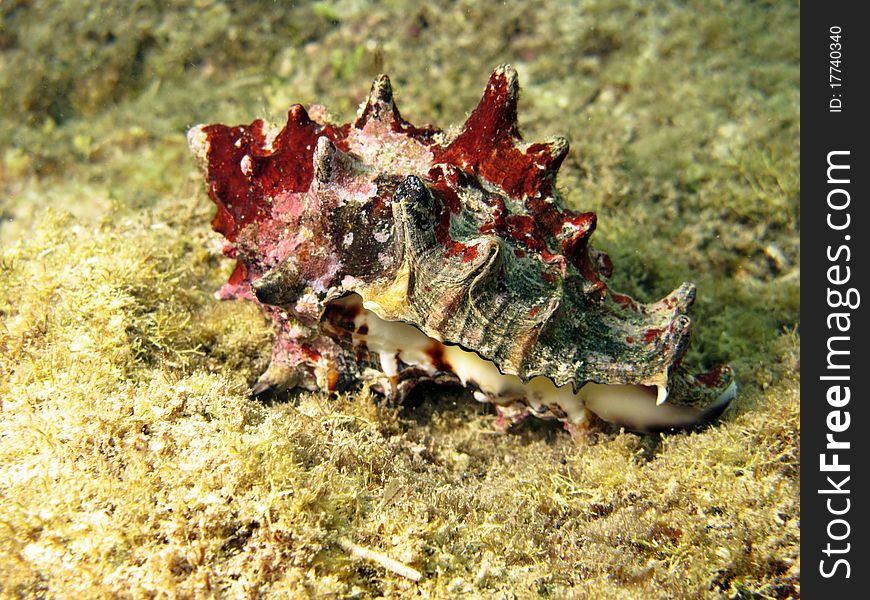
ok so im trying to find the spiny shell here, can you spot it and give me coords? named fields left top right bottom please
left=188, top=65, right=734, bottom=432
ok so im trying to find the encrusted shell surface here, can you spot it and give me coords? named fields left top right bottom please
left=188, top=65, right=734, bottom=431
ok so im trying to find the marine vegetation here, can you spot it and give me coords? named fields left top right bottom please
left=0, top=1, right=800, bottom=597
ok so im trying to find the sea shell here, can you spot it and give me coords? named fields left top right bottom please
left=188, top=65, right=735, bottom=433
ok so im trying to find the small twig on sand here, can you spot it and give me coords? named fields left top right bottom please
left=337, top=536, right=422, bottom=582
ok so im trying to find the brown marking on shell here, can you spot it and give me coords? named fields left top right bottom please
left=321, top=295, right=362, bottom=337
left=326, top=365, right=340, bottom=391
left=424, top=342, right=453, bottom=373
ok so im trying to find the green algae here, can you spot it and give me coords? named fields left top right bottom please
left=1, top=1, right=799, bottom=597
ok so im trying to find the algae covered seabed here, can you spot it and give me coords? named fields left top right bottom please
left=0, top=1, right=799, bottom=598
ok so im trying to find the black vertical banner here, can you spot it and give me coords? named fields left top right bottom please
left=803, top=3, right=870, bottom=596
